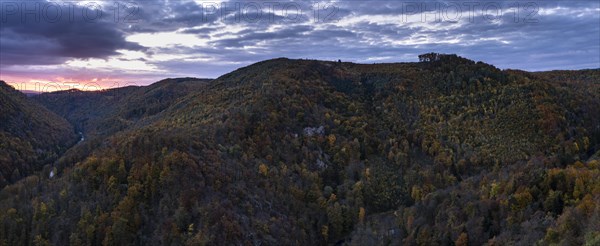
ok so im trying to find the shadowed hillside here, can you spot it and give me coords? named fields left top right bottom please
left=0, top=81, right=77, bottom=188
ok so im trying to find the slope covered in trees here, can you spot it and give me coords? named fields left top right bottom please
left=0, top=81, right=77, bottom=188
left=0, top=55, right=599, bottom=245
left=32, top=78, right=211, bottom=166
left=34, top=78, right=211, bottom=137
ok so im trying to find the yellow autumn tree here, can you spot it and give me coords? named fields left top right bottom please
left=258, top=163, right=268, bottom=177
left=358, top=207, right=366, bottom=224
left=327, top=134, right=337, bottom=146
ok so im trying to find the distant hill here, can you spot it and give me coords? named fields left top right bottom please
left=34, top=78, right=211, bottom=136
left=0, top=81, right=77, bottom=188
left=19, top=90, right=42, bottom=97
left=31, top=78, right=211, bottom=166
left=1, top=56, right=599, bottom=245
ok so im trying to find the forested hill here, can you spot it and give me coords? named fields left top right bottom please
left=33, top=78, right=211, bottom=137
left=31, top=77, right=211, bottom=167
left=0, top=81, right=77, bottom=188
left=1, top=55, right=599, bottom=245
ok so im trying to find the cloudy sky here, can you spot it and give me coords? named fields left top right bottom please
left=0, top=0, right=599, bottom=91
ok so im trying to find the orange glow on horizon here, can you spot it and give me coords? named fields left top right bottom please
left=1, top=76, right=146, bottom=93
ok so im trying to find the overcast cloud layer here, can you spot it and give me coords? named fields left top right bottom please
left=0, top=0, right=598, bottom=90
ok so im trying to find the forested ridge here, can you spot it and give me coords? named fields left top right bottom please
left=0, top=55, right=599, bottom=245
left=0, top=81, right=77, bottom=188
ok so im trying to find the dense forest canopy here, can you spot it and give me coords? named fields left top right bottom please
left=0, top=81, right=77, bottom=188
left=0, top=55, right=599, bottom=245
